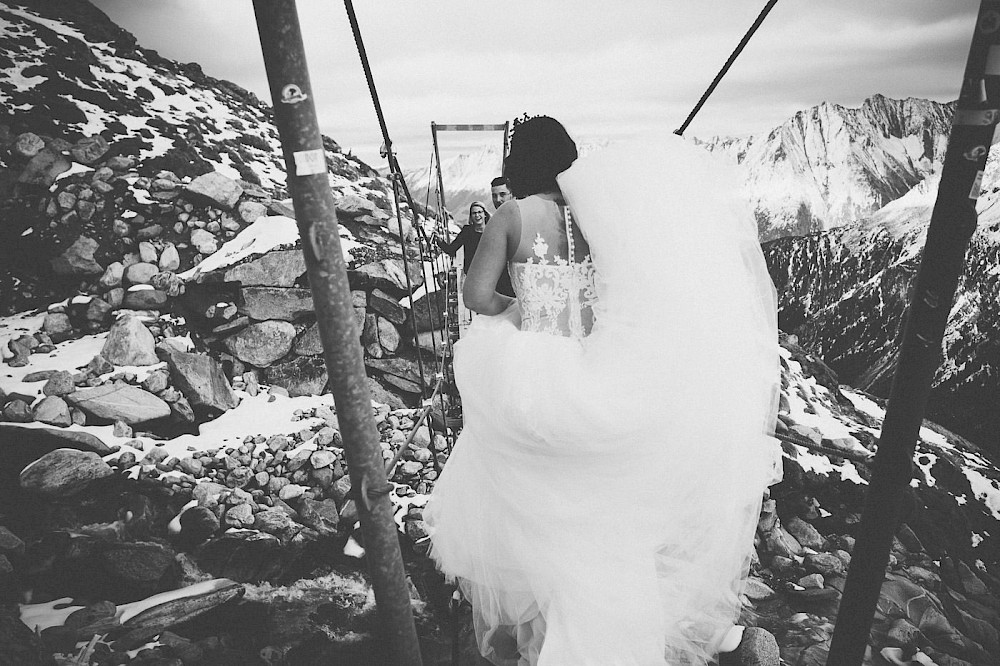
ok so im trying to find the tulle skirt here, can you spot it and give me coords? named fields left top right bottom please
left=426, top=134, right=782, bottom=665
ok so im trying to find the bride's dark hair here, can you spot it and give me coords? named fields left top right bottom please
left=504, top=116, right=577, bottom=198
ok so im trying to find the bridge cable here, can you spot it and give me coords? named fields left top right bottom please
left=674, top=0, right=778, bottom=136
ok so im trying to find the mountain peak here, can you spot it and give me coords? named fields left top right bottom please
left=701, top=94, right=953, bottom=240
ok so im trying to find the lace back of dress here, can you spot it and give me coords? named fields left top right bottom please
left=511, top=205, right=597, bottom=339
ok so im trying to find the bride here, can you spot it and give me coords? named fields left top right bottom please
left=426, top=116, right=782, bottom=665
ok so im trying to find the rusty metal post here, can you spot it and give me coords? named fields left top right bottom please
left=251, top=2, right=422, bottom=663
left=828, top=3, right=1000, bottom=664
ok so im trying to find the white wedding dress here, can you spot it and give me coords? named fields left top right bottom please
left=426, top=135, right=782, bottom=665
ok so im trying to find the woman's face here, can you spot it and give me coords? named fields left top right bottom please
left=470, top=206, right=487, bottom=231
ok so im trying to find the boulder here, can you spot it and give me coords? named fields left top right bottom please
left=158, top=244, right=180, bottom=271
left=297, top=498, right=340, bottom=536
left=32, top=396, right=72, bottom=427
left=190, top=229, right=219, bottom=256
left=100, top=541, right=175, bottom=585
left=365, top=377, right=406, bottom=410
left=101, top=316, right=158, bottom=366
left=41, top=371, right=76, bottom=397
left=150, top=271, right=184, bottom=297
left=0, top=425, right=112, bottom=455
left=2, top=400, right=32, bottom=422
left=138, top=241, right=158, bottom=264
left=124, top=262, right=159, bottom=286
left=805, top=552, right=845, bottom=576
left=178, top=505, right=220, bottom=545
left=239, top=287, right=314, bottom=321
left=350, top=258, right=424, bottom=295
left=5, top=339, right=31, bottom=367
left=763, top=522, right=805, bottom=560
left=66, top=384, right=170, bottom=424
left=159, top=348, right=238, bottom=414
left=50, top=236, right=103, bottom=276
left=335, top=194, right=379, bottom=219
left=122, top=288, right=168, bottom=310
left=785, top=516, right=825, bottom=551
left=310, top=450, right=336, bottom=469
left=197, top=531, right=286, bottom=583
left=368, top=289, right=406, bottom=325
left=19, top=448, right=113, bottom=497
left=376, top=317, right=401, bottom=353
left=253, top=508, right=301, bottom=542
left=13, top=132, right=45, bottom=159
left=224, top=320, right=296, bottom=367
left=293, top=323, right=323, bottom=356
left=410, top=289, right=446, bottom=332
left=70, top=135, right=110, bottom=164
left=41, top=313, right=73, bottom=342
left=237, top=200, right=267, bottom=225
left=222, top=250, right=306, bottom=287
left=84, top=297, right=113, bottom=324
left=185, top=171, right=244, bottom=210
left=98, top=262, right=125, bottom=289
left=18, top=147, right=71, bottom=186
left=366, top=357, right=427, bottom=391
left=264, top=356, right=328, bottom=397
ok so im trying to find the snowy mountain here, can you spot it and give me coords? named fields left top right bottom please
left=401, top=139, right=611, bottom=226
left=0, top=0, right=403, bottom=314
left=402, top=142, right=506, bottom=225
left=764, top=146, right=1000, bottom=455
left=700, top=95, right=953, bottom=241
left=404, top=96, right=953, bottom=242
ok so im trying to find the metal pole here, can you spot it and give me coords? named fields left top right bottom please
left=827, top=3, right=1000, bottom=663
left=251, top=3, right=422, bottom=664
left=431, top=123, right=450, bottom=241
left=674, top=0, right=778, bottom=136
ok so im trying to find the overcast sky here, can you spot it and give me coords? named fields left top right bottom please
left=90, top=0, right=978, bottom=170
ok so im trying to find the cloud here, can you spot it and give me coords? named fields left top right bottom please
left=91, top=0, right=981, bottom=167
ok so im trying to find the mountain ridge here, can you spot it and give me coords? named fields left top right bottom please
left=699, top=93, right=954, bottom=240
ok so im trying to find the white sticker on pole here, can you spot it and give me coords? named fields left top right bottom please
left=293, top=149, right=326, bottom=176
left=970, top=169, right=985, bottom=199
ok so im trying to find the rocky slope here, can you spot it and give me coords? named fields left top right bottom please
left=2, top=319, right=999, bottom=664
left=0, top=0, right=404, bottom=315
left=0, top=2, right=998, bottom=665
left=764, top=143, right=1000, bottom=456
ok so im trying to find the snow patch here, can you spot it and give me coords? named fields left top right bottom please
left=964, top=466, right=1000, bottom=520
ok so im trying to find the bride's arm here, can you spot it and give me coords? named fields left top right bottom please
left=464, top=205, right=516, bottom=315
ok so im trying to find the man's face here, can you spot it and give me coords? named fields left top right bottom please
left=491, top=184, right=512, bottom=209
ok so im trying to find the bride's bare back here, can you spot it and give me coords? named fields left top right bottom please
left=507, top=193, right=596, bottom=338
left=463, top=190, right=593, bottom=335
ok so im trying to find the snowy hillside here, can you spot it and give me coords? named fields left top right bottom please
left=0, top=0, right=410, bottom=315
left=763, top=143, right=1000, bottom=455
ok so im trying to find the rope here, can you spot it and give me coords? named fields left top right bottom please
left=342, top=0, right=427, bottom=243
left=388, top=173, right=427, bottom=394
left=344, top=0, right=457, bottom=457
left=674, top=0, right=779, bottom=136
